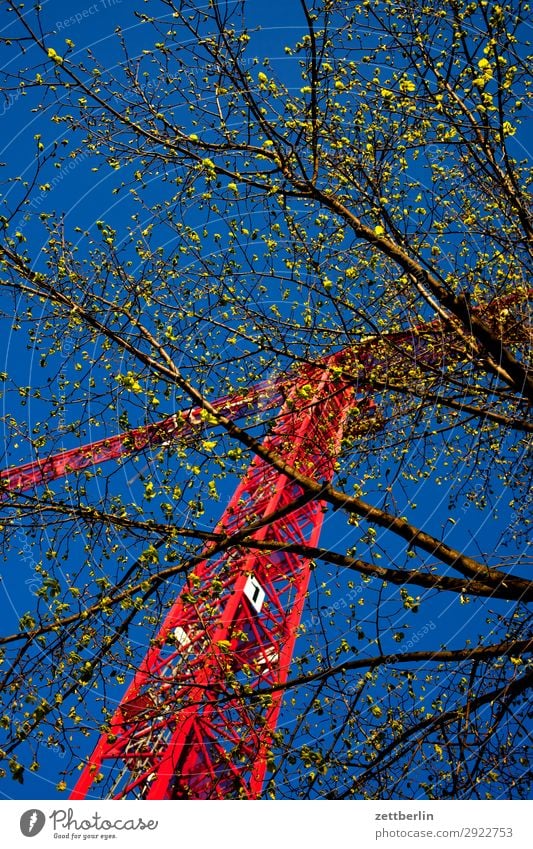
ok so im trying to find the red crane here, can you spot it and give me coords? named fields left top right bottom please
left=0, top=294, right=526, bottom=798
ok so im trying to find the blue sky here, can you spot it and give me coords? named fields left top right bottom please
left=0, top=0, right=531, bottom=801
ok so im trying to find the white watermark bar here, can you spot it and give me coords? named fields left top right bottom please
left=2, top=799, right=530, bottom=848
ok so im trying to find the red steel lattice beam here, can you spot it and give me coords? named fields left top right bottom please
left=70, top=357, right=366, bottom=799
left=2, top=291, right=525, bottom=499
left=0, top=291, right=528, bottom=799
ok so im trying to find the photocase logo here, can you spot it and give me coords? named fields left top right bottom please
left=20, top=809, right=46, bottom=837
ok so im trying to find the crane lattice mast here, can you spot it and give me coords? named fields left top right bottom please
left=1, top=293, right=526, bottom=798
left=72, top=355, right=362, bottom=799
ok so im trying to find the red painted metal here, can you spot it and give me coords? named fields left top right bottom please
left=70, top=356, right=366, bottom=799
left=0, top=291, right=527, bottom=799
left=3, top=291, right=524, bottom=499
left=0, top=377, right=283, bottom=496
left=0, top=324, right=439, bottom=497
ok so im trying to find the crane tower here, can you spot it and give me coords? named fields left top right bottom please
left=1, top=292, right=526, bottom=798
